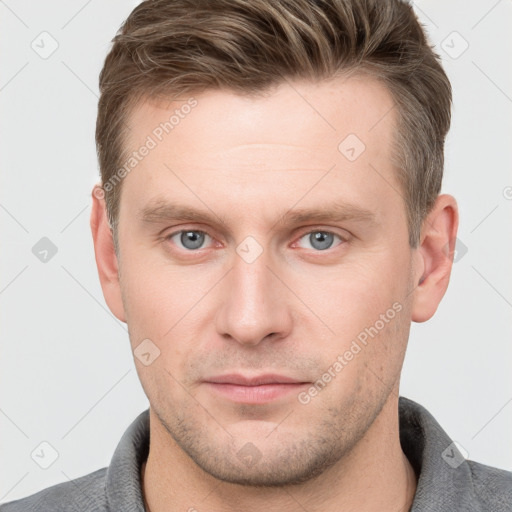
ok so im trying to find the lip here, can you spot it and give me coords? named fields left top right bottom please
left=205, top=373, right=305, bottom=386
left=203, top=373, right=310, bottom=404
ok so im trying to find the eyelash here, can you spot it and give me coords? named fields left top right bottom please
left=164, top=228, right=347, bottom=253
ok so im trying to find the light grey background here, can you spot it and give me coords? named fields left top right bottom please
left=1, top=0, right=511, bottom=504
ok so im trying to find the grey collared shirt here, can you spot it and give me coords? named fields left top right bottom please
left=2, top=397, right=511, bottom=511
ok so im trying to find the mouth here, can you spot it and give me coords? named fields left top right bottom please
left=202, top=373, right=310, bottom=404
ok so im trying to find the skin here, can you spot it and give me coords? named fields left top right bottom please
left=91, top=75, right=458, bottom=512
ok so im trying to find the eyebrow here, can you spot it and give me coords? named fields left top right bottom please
left=139, top=199, right=377, bottom=230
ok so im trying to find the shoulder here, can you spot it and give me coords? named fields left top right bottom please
left=467, top=460, right=512, bottom=509
left=0, top=468, right=108, bottom=512
left=398, top=397, right=512, bottom=510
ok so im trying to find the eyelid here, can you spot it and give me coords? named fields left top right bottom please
left=292, top=225, right=351, bottom=244
left=166, top=228, right=210, bottom=237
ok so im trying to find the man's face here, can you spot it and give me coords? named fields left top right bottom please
left=115, top=75, right=417, bottom=485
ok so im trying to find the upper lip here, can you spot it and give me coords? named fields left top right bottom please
left=204, top=373, right=307, bottom=386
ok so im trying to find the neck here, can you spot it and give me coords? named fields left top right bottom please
left=141, top=397, right=417, bottom=512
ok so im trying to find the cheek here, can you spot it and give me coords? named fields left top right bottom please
left=120, top=253, right=196, bottom=338
left=311, top=253, right=410, bottom=333
left=124, top=267, right=196, bottom=405
left=306, top=297, right=411, bottom=417
left=301, top=249, right=412, bottom=384
left=120, top=255, right=209, bottom=383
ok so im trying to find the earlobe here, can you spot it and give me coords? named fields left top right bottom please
left=411, top=194, right=459, bottom=323
left=90, top=185, right=127, bottom=323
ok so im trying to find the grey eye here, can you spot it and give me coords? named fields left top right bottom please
left=298, top=231, right=341, bottom=251
left=170, top=230, right=210, bottom=250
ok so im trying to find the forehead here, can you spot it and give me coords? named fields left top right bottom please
left=125, top=73, right=396, bottom=160
left=119, top=75, right=401, bottom=226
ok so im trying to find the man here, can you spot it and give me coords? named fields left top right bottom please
left=2, top=0, right=511, bottom=510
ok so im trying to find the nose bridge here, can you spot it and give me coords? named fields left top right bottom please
left=214, top=239, right=291, bottom=346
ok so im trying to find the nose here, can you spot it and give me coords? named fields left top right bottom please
left=214, top=247, right=293, bottom=347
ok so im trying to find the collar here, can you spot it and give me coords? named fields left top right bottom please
left=104, top=397, right=473, bottom=511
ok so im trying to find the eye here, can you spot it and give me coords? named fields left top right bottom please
left=166, top=230, right=213, bottom=251
left=295, top=230, right=345, bottom=251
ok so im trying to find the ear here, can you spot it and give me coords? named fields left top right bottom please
left=411, top=194, right=459, bottom=323
left=90, top=185, right=126, bottom=322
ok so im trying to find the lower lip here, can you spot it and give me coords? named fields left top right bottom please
left=203, top=382, right=308, bottom=404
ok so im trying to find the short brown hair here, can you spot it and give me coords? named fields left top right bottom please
left=96, top=0, right=451, bottom=248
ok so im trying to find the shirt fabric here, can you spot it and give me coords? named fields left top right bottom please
left=2, top=396, right=511, bottom=511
